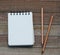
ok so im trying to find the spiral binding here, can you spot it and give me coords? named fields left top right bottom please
left=10, top=11, right=31, bottom=15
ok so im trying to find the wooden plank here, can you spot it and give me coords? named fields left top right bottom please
left=0, top=47, right=60, bottom=55
left=34, top=35, right=60, bottom=47
left=0, top=13, right=7, bottom=21
left=0, top=24, right=60, bottom=36
left=33, top=13, right=60, bottom=25
left=0, top=24, right=7, bottom=35
left=0, top=35, right=60, bottom=47
left=25, top=0, right=60, bottom=2
left=0, top=0, right=59, bottom=13
left=34, top=25, right=60, bottom=36
left=35, top=35, right=60, bottom=43
left=0, top=13, right=60, bottom=25
left=0, top=35, right=60, bottom=43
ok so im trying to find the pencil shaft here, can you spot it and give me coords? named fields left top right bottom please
left=42, top=16, right=53, bottom=52
left=41, top=8, right=44, bottom=45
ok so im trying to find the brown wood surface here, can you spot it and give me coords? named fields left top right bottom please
left=0, top=13, right=60, bottom=25
left=0, top=35, right=60, bottom=48
left=0, top=25, right=60, bottom=36
left=24, top=0, right=60, bottom=1
left=0, top=47, right=59, bottom=55
left=0, top=0, right=59, bottom=48
left=0, top=0, right=59, bottom=13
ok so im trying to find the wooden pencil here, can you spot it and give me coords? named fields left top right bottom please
left=41, top=8, right=44, bottom=46
left=42, top=16, right=53, bottom=53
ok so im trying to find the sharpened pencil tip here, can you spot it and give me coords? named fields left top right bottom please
left=41, top=51, right=44, bottom=54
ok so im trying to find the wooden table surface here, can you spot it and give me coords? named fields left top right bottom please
left=0, top=0, right=60, bottom=47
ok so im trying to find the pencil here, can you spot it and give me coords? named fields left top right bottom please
left=42, top=16, right=53, bottom=53
left=41, top=8, right=44, bottom=46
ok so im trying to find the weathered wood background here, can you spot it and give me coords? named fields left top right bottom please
left=0, top=0, right=60, bottom=48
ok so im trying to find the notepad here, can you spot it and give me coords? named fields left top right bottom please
left=8, top=12, right=34, bottom=46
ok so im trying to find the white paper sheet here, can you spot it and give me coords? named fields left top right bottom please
left=8, top=12, right=34, bottom=46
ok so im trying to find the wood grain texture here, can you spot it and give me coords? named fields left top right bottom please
left=0, top=47, right=60, bottom=55
left=0, top=25, right=60, bottom=36
left=0, top=0, right=59, bottom=48
left=0, top=35, right=60, bottom=47
left=34, top=25, right=60, bottom=36
left=25, top=0, right=60, bottom=2
left=0, top=0, right=59, bottom=13
left=33, top=13, right=60, bottom=25
left=0, top=13, right=60, bottom=25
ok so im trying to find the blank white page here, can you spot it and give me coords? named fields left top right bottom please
left=8, top=12, right=34, bottom=46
